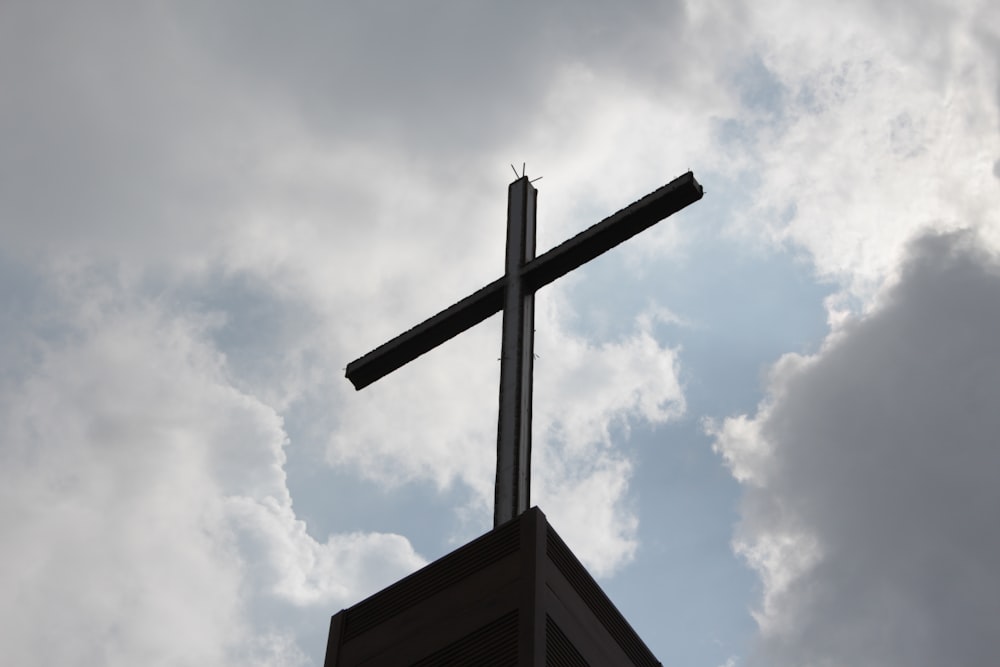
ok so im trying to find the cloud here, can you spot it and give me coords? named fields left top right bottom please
left=711, top=230, right=1000, bottom=666
left=0, top=0, right=725, bottom=275
left=0, top=3, right=257, bottom=264
left=721, top=0, right=1000, bottom=299
left=0, top=270, right=423, bottom=666
left=177, top=0, right=694, bottom=157
left=533, top=298, right=686, bottom=576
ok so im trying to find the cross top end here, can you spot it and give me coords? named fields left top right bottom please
left=510, top=163, right=542, bottom=183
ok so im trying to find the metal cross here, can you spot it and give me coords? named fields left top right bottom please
left=346, top=171, right=703, bottom=527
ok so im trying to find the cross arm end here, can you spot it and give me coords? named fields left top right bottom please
left=345, top=277, right=506, bottom=390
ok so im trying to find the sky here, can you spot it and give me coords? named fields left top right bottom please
left=1, top=1, right=998, bottom=666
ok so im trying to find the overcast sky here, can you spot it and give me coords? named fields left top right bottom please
left=2, top=1, right=998, bottom=666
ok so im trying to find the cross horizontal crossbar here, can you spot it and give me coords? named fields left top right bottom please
left=345, top=170, right=703, bottom=390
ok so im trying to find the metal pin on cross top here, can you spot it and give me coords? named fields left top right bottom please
left=346, top=169, right=703, bottom=528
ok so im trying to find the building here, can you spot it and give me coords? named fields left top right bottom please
left=323, top=506, right=662, bottom=666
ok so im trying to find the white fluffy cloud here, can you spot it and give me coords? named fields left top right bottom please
left=712, top=231, right=1000, bottom=666
left=724, top=0, right=1000, bottom=301
left=0, top=275, right=423, bottom=666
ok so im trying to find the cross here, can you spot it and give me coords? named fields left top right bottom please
left=346, top=171, right=703, bottom=527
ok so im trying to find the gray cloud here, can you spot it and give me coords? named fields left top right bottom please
left=713, top=229, right=1000, bottom=666
left=179, top=0, right=689, bottom=153
left=0, top=0, right=692, bottom=261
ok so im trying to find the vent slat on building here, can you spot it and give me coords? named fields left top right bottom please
left=410, top=611, right=519, bottom=667
left=546, top=615, right=590, bottom=667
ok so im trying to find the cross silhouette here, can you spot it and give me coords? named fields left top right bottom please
left=346, top=171, right=703, bottom=527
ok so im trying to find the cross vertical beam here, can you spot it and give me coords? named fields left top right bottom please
left=495, top=177, right=537, bottom=526
left=344, top=170, right=704, bottom=529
